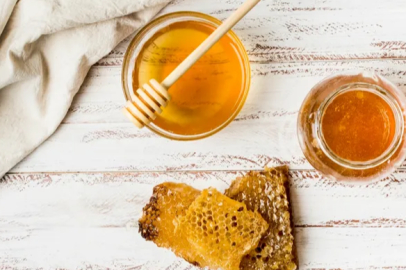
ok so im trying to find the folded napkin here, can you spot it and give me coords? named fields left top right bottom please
left=0, top=0, right=170, bottom=177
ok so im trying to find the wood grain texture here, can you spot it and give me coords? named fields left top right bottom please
left=1, top=171, right=406, bottom=269
left=3, top=227, right=406, bottom=269
left=12, top=60, right=406, bottom=172
left=2, top=171, right=406, bottom=228
left=97, top=0, right=406, bottom=66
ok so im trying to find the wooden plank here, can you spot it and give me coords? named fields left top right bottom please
left=13, top=60, right=406, bottom=172
left=65, top=60, right=406, bottom=124
left=2, top=227, right=406, bottom=269
left=167, top=0, right=406, bottom=11
left=2, top=171, right=406, bottom=228
left=8, top=121, right=309, bottom=172
left=98, top=0, right=406, bottom=66
left=1, top=172, right=406, bottom=269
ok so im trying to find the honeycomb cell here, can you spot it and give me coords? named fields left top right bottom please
left=225, top=166, right=297, bottom=270
left=138, top=182, right=202, bottom=264
left=176, top=188, right=268, bottom=270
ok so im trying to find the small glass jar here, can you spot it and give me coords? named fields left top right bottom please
left=297, top=72, right=406, bottom=182
left=122, top=11, right=251, bottom=140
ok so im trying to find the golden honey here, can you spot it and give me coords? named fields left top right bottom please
left=132, top=18, right=248, bottom=137
left=321, top=90, right=396, bottom=162
left=297, top=72, right=406, bottom=182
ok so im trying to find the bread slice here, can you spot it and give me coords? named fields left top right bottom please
left=138, top=182, right=201, bottom=264
left=225, top=166, right=297, bottom=270
left=176, top=188, right=269, bottom=270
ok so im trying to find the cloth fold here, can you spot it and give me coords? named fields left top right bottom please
left=0, top=0, right=170, bottom=177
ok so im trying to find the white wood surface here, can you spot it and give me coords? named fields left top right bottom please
left=3, top=0, right=406, bottom=269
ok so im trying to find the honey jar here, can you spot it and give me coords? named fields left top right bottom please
left=122, top=12, right=250, bottom=140
left=297, top=72, right=406, bottom=182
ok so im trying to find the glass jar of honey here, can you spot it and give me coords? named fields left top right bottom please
left=297, top=72, right=406, bottom=182
left=122, top=12, right=250, bottom=140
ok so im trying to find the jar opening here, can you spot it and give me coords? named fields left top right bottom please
left=316, top=82, right=404, bottom=170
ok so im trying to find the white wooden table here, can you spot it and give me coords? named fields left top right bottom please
left=2, top=0, right=406, bottom=269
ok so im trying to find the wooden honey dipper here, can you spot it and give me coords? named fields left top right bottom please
left=123, top=0, right=261, bottom=128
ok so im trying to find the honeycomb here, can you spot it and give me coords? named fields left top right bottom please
left=176, top=188, right=269, bottom=270
left=138, top=182, right=202, bottom=264
left=225, top=166, right=297, bottom=270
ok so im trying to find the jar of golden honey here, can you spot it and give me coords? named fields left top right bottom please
left=298, top=72, right=406, bottom=182
left=122, top=12, right=250, bottom=140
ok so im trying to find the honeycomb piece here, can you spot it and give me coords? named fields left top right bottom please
left=177, top=188, right=269, bottom=270
left=138, top=182, right=201, bottom=264
left=225, top=166, right=297, bottom=270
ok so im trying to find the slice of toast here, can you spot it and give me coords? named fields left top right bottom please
left=225, top=166, right=297, bottom=270
left=176, top=188, right=269, bottom=270
left=138, top=182, right=201, bottom=264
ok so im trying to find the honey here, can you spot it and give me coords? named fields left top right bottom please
left=321, top=90, right=396, bottom=162
left=297, top=72, right=406, bottom=182
left=132, top=19, right=247, bottom=136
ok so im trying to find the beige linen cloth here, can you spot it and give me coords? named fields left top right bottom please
left=0, top=0, right=170, bottom=177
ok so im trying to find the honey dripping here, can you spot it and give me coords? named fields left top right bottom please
left=133, top=20, right=245, bottom=135
left=321, top=90, right=396, bottom=162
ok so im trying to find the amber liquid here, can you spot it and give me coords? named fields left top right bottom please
left=321, top=90, right=396, bottom=162
left=133, top=20, right=245, bottom=136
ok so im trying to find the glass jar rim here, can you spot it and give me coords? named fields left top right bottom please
left=315, top=82, right=405, bottom=170
left=121, top=11, right=251, bottom=140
